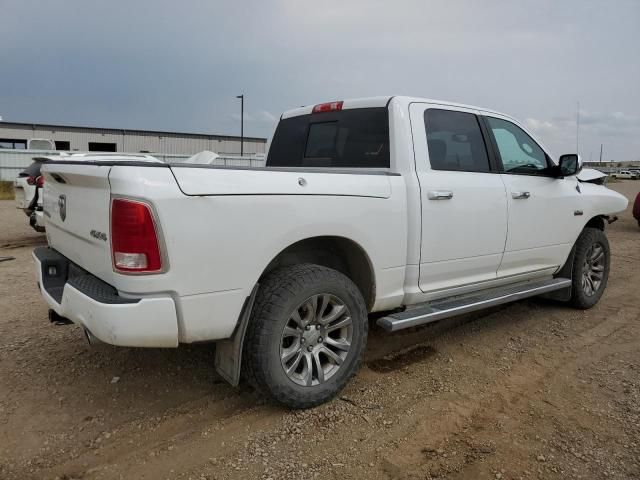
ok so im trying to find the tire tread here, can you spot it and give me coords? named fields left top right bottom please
left=569, top=227, right=610, bottom=309
left=243, top=264, right=368, bottom=409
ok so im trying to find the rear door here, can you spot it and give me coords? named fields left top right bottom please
left=409, top=103, right=508, bottom=294
left=482, top=114, right=584, bottom=277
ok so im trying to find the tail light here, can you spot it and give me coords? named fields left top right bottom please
left=111, top=198, right=163, bottom=273
left=35, top=176, right=45, bottom=187
left=312, top=101, right=343, bottom=113
left=26, top=175, right=38, bottom=185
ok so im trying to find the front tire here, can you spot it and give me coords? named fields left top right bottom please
left=244, top=264, right=368, bottom=409
left=569, top=227, right=610, bottom=309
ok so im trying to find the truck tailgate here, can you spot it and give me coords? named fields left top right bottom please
left=42, top=164, right=114, bottom=283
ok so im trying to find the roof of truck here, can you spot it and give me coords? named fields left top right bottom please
left=281, top=96, right=514, bottom=121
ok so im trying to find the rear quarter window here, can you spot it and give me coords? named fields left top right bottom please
left=267, top=107, right=390, bottom=168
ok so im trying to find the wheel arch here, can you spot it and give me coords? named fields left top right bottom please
left=549, top=220, right=608, bottom=302
left=259, top=236, right=376, bottom=311
left=584, top=215, right=606, bottom=231
left=215, top=236, right=376, bottom=388
left=557, top=219, right=607, bottom=280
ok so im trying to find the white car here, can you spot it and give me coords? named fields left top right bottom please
left=15, top=153, right=160, bottom=232
left=611, top=170, right=639, bottom=179
left=34, top=96, right=628, bottom=408
left=15, top=159, right=47, bottom=232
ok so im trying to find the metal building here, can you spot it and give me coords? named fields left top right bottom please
left=0, top=121, right=266, bottom=156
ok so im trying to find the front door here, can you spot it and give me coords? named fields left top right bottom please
left=410, top=104, right=508, bottom=294
left=482, top=114, right=584, bottom=277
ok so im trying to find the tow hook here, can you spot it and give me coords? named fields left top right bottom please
left=48, top=309, right=73, bottom=326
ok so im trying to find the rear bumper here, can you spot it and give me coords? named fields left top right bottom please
left=33, top=247, right=179, bottom=347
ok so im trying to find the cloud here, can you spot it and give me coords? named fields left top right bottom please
left=524, top=118, right=555, bottom=132
left=230, top=110, right=278, bottom=124
left=0, top=0, right=638, bottom=160
left=524, top=109, right=640, bottom=161
left=258, top=110, right=278, bottom=123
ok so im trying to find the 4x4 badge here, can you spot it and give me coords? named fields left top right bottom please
left=90, top=230, right=107, bottom=241
left=58, top=195, right=67, bottom=222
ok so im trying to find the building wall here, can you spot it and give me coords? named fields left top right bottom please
left=0, top=123, right=266, bottom=155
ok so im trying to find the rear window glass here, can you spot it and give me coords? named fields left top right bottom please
left=267, top=107, right=390, bottom=168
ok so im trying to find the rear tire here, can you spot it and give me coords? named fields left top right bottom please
left=569, top=227, right=610, bottom=309
left=243, top=264, right=368, bottom=409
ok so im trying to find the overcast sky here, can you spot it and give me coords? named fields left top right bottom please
left=1, top=0, right=638, bottom=161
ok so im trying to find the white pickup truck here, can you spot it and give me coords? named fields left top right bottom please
left=34, top=96, right=628, bottom=408
left=611, top=170, right=639, bottom=180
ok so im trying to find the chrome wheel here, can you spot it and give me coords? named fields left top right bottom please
left=280, top=294, right=353, bottom=387
left=582, top=242, right=605, bottom=297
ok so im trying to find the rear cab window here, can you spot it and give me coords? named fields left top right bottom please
left=267, top=108, right=390, bottom=168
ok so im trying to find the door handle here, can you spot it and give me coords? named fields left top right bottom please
left=427, top=190, right=454, bottom=200
left=511, top=191, right=530, bottom=199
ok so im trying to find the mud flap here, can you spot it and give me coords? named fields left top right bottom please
left=214, top=284, right=258, bottom=386
left=542, top=245, right=575, bottom=302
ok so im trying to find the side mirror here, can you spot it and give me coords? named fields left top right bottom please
left=558, top=154, right=582, bottom=177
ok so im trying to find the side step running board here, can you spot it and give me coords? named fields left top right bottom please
left=377, top=277, right=571, bottom=332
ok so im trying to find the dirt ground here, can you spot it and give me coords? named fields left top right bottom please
left=1, top=182, right=639, bottom=480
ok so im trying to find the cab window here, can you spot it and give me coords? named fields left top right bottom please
left=485, top=117, right=548, bottom=174
left=424, top=109, right=490, bottom=173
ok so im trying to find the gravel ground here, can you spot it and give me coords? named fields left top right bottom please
left=1, top=182, right=639, bottom=480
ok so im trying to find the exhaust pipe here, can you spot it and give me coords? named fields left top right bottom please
left=84, top=328, right=104, bottom=345
left=47, top=310, right=104, bottom=345
left=48, top=309, right=73, bottom=326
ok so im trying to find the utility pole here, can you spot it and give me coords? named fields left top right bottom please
left=236, top=94, right=244, bottom=156
left=576, top=101, right=580, bottom=155
left=599, top=143, right=603, bottom=165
